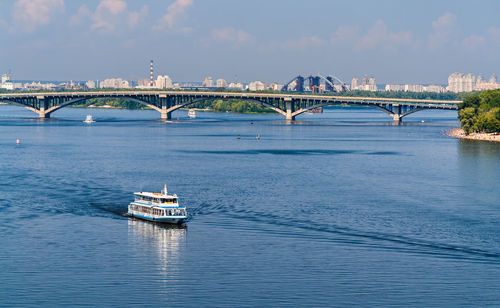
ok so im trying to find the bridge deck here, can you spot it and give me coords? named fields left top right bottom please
left=0, top=90, right=461, bottom=121
left=0, top=90, right=461, bottom=105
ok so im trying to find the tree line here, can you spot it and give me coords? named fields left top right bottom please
left=458, top=89, right=500, bottom=134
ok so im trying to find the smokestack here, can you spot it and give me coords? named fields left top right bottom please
left=150, top=60, right=154, bottom=87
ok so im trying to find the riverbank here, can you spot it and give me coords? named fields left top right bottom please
left=447, top=128, right=500, bottom=143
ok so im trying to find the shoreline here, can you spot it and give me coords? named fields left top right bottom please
left=447, top=128, right=500, bottom=143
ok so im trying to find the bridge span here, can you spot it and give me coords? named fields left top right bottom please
left=0, top=91, right=461, bottom=122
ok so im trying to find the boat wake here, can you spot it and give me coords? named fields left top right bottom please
left=189, top=202, right=500, bottom=263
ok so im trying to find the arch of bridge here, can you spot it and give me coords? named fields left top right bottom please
left=163, top=97, right=286, bottom=116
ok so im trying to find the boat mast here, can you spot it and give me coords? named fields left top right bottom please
left=162, top=184, right=168, bottom=195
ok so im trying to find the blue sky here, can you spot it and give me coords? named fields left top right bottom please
left=1, top=0, right=499, bottom=84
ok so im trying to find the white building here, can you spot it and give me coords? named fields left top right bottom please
left=474, top=74, right=500, bottom=91
left=156, top=75, right=173, bottom=89
left=447, top=73, right=475, bottom=92
left=351, top=76, right=376, bottom=91
left=247, top=81, right=266, bottom=91
left=404, top=84, right=424, bottom=92
left=100, top=78, right=130, bottom=88
left=267, top=82, right=283, bottom=91
left=202, top=77, right=214, bottom=87
left=85, top=80, right=96, bottom=89
left=1, top=73, right=10, bottom=84
left=216, top=78, right=227, bottom=88
left=227, top=82, right=244, bottom=90
left=385, top=84, right=405, bottom=91
left=423, top=85, right=446, bottom=93
left=351, top=77, right=359, bottom=90
left=0, top=82, right=14, bottom=90
left=358, top=84, right=377, bottom=91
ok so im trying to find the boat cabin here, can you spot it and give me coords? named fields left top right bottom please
left=134, top=192, right=179, bottom=206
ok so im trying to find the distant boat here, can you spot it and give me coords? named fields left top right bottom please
left=307, top=107, right=323, bottom=114
left=83, top=115, right=95, bottom=123
left=256, top=134, right=260, bottom=140
left=188, top=109, right=196, bottom=119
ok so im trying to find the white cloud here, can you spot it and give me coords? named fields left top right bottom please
left=261, top=35, right=324, bottom=52
left=330, top=25, right=359, bottom=45
left=128, top=5, right=148, bottom=29
left=211, top=28, right=254, bottom=44
left=90, top=0, right=127, bottom=33
left=154, top=0, right=193, bottom=31
left=69, top=5, right=91, bottom=26
left=12, top=0, right=65, bottom=33
left=462, top=35, right=485, bottom=50
left=428, top=12, right=458, bottom=51
left=488, top=27, right=500, bottom=42
left=281, top=36, right=324, bottom=50
left=355, top=20, right=412, bottom=51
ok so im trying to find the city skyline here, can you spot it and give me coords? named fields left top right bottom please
left=1, top=0, right=500, bottom=83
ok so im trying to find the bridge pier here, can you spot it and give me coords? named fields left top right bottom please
left=285, top=99, right=295, bottom=121
left=160, top=105, right=171, bottom=121
left=392, top=104, right=402, bottom=123
left=37, top=96, right=50, bottom=119
left=38, top=111, right=50, bottom=119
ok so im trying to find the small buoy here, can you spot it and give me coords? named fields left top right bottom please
left=177, top=117, right=179, bottom=120
left=16, top=139, right=20, bottom=145
left=250, top=122, right=253, bottom=125
left=421, top=120, right=425, bottom=123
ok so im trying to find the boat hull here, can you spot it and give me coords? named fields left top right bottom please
left=127, top=212, right=186, bottom=224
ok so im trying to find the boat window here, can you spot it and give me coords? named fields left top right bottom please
left=173, top=198, right=177, bottom=203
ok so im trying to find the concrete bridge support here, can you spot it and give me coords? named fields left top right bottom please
left=392, top=104, right=402, bottom=123
left=37, top=96, right=50, bottom=119
left=160, top=105, right=171, bottom=120
left=285, top=98, right=295, bottom=121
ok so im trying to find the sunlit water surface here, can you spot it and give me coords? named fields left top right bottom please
left=0, top=106, right=499, bottom=307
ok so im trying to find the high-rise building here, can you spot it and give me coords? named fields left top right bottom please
left=362, top=75, right=368, bottom=86
left=404, top=84, right=424, bottom=92
left=156, top=75, right=173, bottom=88
left=247, top=81, right=266, bottom=91
left=489, top=74, right=497, bottom=84
left=100, top=78, right=130, bottom=88
left=474, top=74, right=500, bottom=91
left=351, top=77, right=359, bottom=90
left=447, top=73, right=476, bottom=92
left=385, top=84, right=405, bottom=91
left=1, top=73, right=10, bottom=84
left=216, top=78, right=227, bottom=88
left=423, top=85, right=446, bottom=93
left=202, top=77, right=214, bottom=87
left=267, top=82, right=283, bottom=91
left=228, top=82, right=244, bottom=90
left=85, top=80, right=96, bottom=89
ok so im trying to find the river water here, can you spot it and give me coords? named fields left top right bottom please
left=0, top=106, right=499, bottom=307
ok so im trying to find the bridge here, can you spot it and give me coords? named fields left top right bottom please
left=0, top=91, right=461, bottom=122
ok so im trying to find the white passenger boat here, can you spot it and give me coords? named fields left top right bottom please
left=188, top=109, right=196, bottom=119
left=83, top=115, right=95, bottom=123
left=127, top=185, right=188, bottom=224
